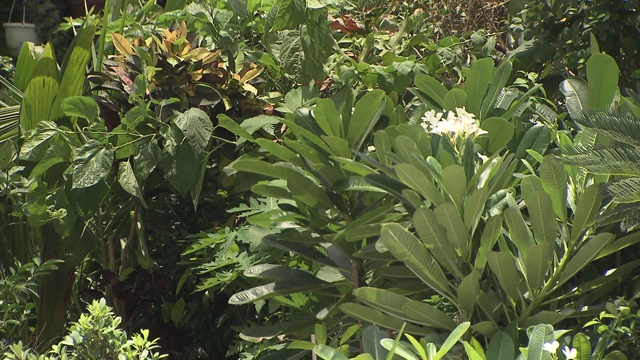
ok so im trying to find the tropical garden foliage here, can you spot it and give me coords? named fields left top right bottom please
left=1, top=0, right=640, bottom=359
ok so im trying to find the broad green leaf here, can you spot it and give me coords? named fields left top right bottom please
left=539, top=156, right=568, bottom=223
left=255, top=138, right=305, bottom=167
left=413, top=207, right=462, bottom=278
left=332, top=176, right=387, bottom=193
left=348, top=90, right=386, bottom=150
left=217, top=113, right=255, bottom=141
left=374, top=130, right=394, bottom=168
left=463, top=187, right=488, bottom=232
left=313, top=99, right=342, bottom=137
left=339, top=303, right=429, bottom=335
left=61, top=96, right=99, bottom=121
left=353, top=287, right=410, bottom=319
left=464, top=341, right=486, bottom=360
left=597, top=232, right=640, bottom=260
left=380, top=339, right=419, bottom=360
left=435, top=202, right=470, bottom=260
left=395, top=163, right=444, bottom=205
left=14, top=42, right=40, bottom=92
left=433, top=322, right=471, bottom=360
left=240, top=317, right=314, bottom=342
left=393, top=135, right=423, bottom=166
left=503, top=207, right=533, bottom=257
left=440, top=164, right=466, bottom=207
left=572, top=333, right=591, bottom=360
left=20, top=43, right=59, bottom=131
left=520, top=176, right=544, bottom=202
left=526, top=191, right=556, bottom=243
left=402, top=300, right=457, bottom=330
left=362, top=325, right=389, bottom=359
left=521, top=311, right=568, bottom=327
left=464, top=58, right=494, bottom=115
left=480, top=117, right=514, bottom=154
left=287, top=172, right=333, bottom=209
left=51, top=25, right=96, bottom=120
left=322, top=135, right=351, bottom=158
left=486, top=331, right=515, bottom=360
left=487, top=251, right=522, bottom=302
left=525, top=242, right=552, bottom=291
left=380, top=224, right=453, bottom=298
left=229, top=279, right=330, bottom=305
left=457, top=271, right=480, bottom=317
left=265, top=0, right=306, bottom=32
left=133, top=139, right=161, bottom=183
left=263, top=237, right=339, bottom=268
left=315, top=323, right=327, bottom=345
left=20, top=122, right=58, bottom=161
left=233, top=159, right=298, bottom=180
left=514, top=125, right=551, bottom=160
left=443, top=88, right=468, bottom=111
left=314, top=345, right=349, bottom=360
left=560, top=78, right=589, bottom=122
left=480, top=60, right=512, bottom=119
left=571, top=184, right=603, bottom=242
left=244, top=264, right=320, bottom=282
left=557, top=233, right=615, bottom=288
left=72, top=140, right=114, bottom=189
left=586, top=53, right=619, bottom=111
left=525, top=324, right=551, bottom=360
left=474, top=215, right=502, bottom=270
left=118, top=161, right=146, bottom=206
left=174, top=108, right=213, bottom=154
left=414, top=74, right=448, bottom=108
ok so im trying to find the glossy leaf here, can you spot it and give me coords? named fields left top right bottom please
left=464, top=58, right=494, bottom=115
left=480, top=60, right=512, bottom=119
left=118, top=161, right=145, bottom=205
left=61, top=96, right=99, bottom=121
left=526, top=191, right=556, bottom=243
left=571, top=184, right=603, bottom=242
left=586, top=53, right=619, bottom=111
left=287, top=173, right=333, bottom=209
left=515, top=125, right=551, bottom=160
left=503, top=207, right=533, bottom=257
left=433, top=322, right=470, bottom=360
left=413, top=207, right=462, bottom=278
left=557, top=233, right=615, bottom=288
left=457, top=271, right=480, bottom=317
left=353, top=287, right=410, bottom=319
left=380, top=224, right=452, bottom=298
left=72, top=140, right=114, bottom=189
left=560, top=78, right=589, bottom=122
left=314, top=345, right=349, bottom=360
left=539, top=156, right=568, bottom=223
left=572, top=333, right=591, bottom=360
left=414, top=74, right=448, bottom=108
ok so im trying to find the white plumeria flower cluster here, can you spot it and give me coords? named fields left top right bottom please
left=421, top=107, right=487, bottom=139
left=542, top=341, right=577, bottom=360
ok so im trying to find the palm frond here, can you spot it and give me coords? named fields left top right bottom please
left=608, top=177, right=640, bottom=203
left=598, top=203, right=640, bottom=232
left=562, top=145, right=640, bottom=176
left=576, top=111, right=640, bottom=147
left=0, top=105, right=20, bottom=144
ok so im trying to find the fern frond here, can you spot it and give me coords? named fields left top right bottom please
left=598, top=202, right=640, bottom=232
left=608, top=177, right=640, bottom=203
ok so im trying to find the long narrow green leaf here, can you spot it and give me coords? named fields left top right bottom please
left=314, top=345, right=349, bottom=360
left=526, top=191, right=556, bottom=243
left=380, top=224, right=453, bottom=298
left=539, top=156, right=568, bottom=223
left=348, top=90, right=386, bottom=150
left=571, top=184, right=603, bottom=242
left=464, top=58, right=494, bottom=115
left=525, top=242, right=552, bottom=291
left=353, top=287, right=410, bottom=319
left=313, top=99, right=342, bottom=137
left=586, top=53, right=619, bottom=111
left=413, top=207, right=462, bottom=278
left=339, top=303, right=429, bottom=335
left=480, top=60, right=512, bottom=120
left=557, top=233, right=615, bottom=288
left=433, top=322, right=470, bottom=360
left=229, top=279, right=331, bottom=305
left=487, top=251, right=522, bottom=303
left=560, top=78, right=589, bottom=122
left=414, top=74, right=448, bottom=108
left=395, top=163, right=444, bottom=205
left=503, top=207, right=533, bottom=258
left=486, top=331, right=515, bottom=360
left=434, top=202, right=470, bottom=260
left=401, top=300, right=457, bottom=330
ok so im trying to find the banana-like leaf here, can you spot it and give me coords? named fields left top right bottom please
left=557, top=233, right=615, bottom=289
left=586, top=53, right=619, bottom=111
left=487, top=251, right=522, bottom=303
left=379, top=224, right=453, bottom=299
left=13, top=42, right=41, bottom=92
left=339, top=303, right=429, bottom=335
left=434, top=202, right=470, bottom=261
left=525, top=191, right=556, bottom=243
left=464, top=58, right=494, bottom=115
left=20, top=43, right=59, bottom=131
left=539, top=156, right=568, bottom=223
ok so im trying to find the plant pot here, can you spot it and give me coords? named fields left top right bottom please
left=3, top=22, right=40, bottom=56
left=65, top=0, right=104, bottom=18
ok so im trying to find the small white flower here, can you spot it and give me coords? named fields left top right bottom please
left=420, top=107, right=486, bottom=139
left=543, top=341, right=560, bottom=354
left=562, top=346, right=577, bottom=359
left=367, top=145, right=376, bottom=152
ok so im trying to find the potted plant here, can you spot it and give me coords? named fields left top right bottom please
left=3, top=0, right=40, bottom=56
